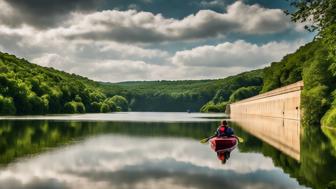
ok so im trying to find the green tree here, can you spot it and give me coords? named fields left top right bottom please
left=302, top=56, right=334, bottom=125
left=74, top=95, right=82, bottom=102
left=229, top=86, right=261, bottom=103
left=28, top=94, right=48, bottom=114
left=0, top=95, right=16, bottom=115
left=200, top=101, right=227, bottom=113
left=100, top=103, right=111, bottom=113
left=110, top=95, right=129, bottom=111
left=76, top=102, right=86, bottom=113
left=102, top=99, right=117, bottom=112
left=90, top=102, right=101, bottom=113
left=286, top=0, right=336, bottom=33
left=64, top=101, right=76, bottom=113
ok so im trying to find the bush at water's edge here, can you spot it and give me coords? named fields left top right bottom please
left=322, top=127, right=336, bottom=157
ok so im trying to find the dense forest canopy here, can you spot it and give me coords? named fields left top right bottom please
left=109, top=70, right=263, bottom=112
left=0, top=52, right=128, bottom=115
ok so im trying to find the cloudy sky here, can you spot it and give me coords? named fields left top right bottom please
left=0, top=0, right=313, bottom=82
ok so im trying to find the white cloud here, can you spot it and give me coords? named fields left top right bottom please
left=57, top=1, right=294, bottom=43
left=80, top=60, right=164, bottom=82
left=98, top=42, right=169, bottom=60
left=6, top=35, right=306, bottom=82
left=32, top=53, right=72, bottom=70
left=32, top=53, right=174, bottom=82
left=172, top=40, right=305, bottom=68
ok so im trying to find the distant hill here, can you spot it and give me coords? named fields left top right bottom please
left=101, top=70, right=263, bottom=112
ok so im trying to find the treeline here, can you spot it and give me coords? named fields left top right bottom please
left=198, top=69, right=263, bottom=113
left=102, top=70, right=263, bottom=112
left=102, top=80, right=218, bottom=112
left=0, top=52, right=129, bottom=115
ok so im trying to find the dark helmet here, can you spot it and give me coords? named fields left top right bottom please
left=221, top=120, right=228, bottom=126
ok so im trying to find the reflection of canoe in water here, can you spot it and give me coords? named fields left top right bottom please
left=210, top=136, right=238, bottom=152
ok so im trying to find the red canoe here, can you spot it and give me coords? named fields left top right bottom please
left=210, top=136, right=238, bottom=152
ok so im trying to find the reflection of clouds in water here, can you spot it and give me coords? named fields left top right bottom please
left=0, top=178, right=69, bottom=189
left=0, top=135, right=307, bottom=189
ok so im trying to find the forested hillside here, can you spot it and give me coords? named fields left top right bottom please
left=0, top=52, right=128, bottom=115
left=103, top=70, right=263, bottom=112
left=0, top=51, right=263, bottom=115
left=198, top=38, right=336, bottom=128
left=205, top=38, right=336, bottom=127
left=260, top=40, right=336, bottom=126
left=200, top=41, right=330, bottom=116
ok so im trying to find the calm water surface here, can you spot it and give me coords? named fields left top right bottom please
left=0, top=112, right=335, bottom=189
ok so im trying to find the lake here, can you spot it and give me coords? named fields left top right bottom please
left=0, top=112, right=335, bottom=189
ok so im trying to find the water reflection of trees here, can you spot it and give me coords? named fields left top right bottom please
left=0, top=120, right=218, bottom=165
left=1, top=119, right=336, bottom=188
left=232, top=122, right=336, bottom=189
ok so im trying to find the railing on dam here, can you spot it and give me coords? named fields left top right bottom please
left=229, top=81, right=304, bottom=120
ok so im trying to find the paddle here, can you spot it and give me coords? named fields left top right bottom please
left=200, top=135, right=216, bottom=144
left=234, top=136, right=244, bottom=143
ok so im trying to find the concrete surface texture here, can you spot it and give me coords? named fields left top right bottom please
left=230, top=81, right=304, bottom=120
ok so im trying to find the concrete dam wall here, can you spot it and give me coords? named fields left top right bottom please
left=229, top=81, right=304, bottom=120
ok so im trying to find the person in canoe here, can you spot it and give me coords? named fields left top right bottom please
left=216, top=120, right=234, bottom=137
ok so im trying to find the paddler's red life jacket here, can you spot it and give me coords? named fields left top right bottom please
left=217, top=125, right=226, bottom=136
